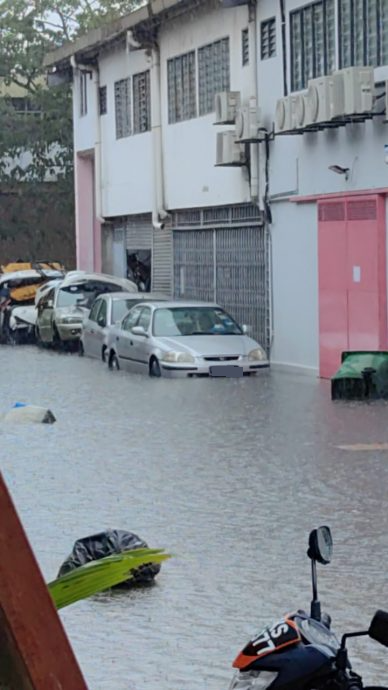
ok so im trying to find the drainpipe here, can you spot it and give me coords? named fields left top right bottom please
left=248, top=2, right=259, bottom=203
left=93, top=66, right=103, bottom=225
left=149, top=43, right=168, bottom=230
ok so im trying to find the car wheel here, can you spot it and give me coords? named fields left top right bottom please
left=109, top=352, right=120, bottom=371
left=149, top=357, right=161, bottom=378
left=102, top=347, right=107, bottom=363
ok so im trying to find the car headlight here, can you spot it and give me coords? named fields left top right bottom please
left=161, top=351, right=195, bottom=364
left=248, top=347, right=267, bottom=361
left=228, top=671, right=278, bottom=690
left=58, top=316, right=83, bottom=325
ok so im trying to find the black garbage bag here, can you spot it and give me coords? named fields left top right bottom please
left=57, top=529, right=161, bottom=587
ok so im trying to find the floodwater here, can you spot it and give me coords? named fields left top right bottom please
left=1, top=345, right=387, bottom=690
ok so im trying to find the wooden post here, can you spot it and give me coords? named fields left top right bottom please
left=0, top=472, right=89, bottom=689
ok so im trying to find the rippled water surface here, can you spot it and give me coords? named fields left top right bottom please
left=1, top=345, right=387, bottom=690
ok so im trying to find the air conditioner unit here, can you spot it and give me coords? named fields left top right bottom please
left=275, top=96, right=293, bottom=133
left=214, top=91, right=241, bottom=125
left=334, top=66, right=375, bottom=115
left=275, top=93, right=305, bottom=132
left=304, top=74, right=345, bottom=126
left=215, top=131, right=246, bottom=167
left=235, top=99, right=262, bottom=142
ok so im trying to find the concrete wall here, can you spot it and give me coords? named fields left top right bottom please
left=270, top=200, right=319, bottom=372
left=159, top=2, right=253, bottom=209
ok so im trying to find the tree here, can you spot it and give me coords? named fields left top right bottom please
left=0, top=0, right=143, bottom=266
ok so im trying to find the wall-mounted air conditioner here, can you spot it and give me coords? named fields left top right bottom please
left=215, top=131, right=246, bottom=167
left=235, top=98, right=262, bottom=142
left=275, top=96, right=293, bottom=133
left=275, top=93, right=305, bottom=132
left=214, top=91, right=241, bottom=125
left=334, top=66, right=375, bottom=115
left=304, top=74, right=345, bottom=126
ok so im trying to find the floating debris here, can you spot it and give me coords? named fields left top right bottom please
left=336, top=443, right=388, bottom=451
left=1, top=403, right=56, bottom=424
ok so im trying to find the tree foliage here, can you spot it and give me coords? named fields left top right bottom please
left=0, top=0, right=144, bottom=184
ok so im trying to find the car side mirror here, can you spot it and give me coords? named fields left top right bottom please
left=47, top=300, right=53, bottom=309
left=132, top=326, right=148, bottom=337
left=242, top=324, right=252, bottom=334
left=98, top=317, right=106, bottom=327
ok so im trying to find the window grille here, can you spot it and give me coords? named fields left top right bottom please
left=261, top=18, right=276, bottom=59
left=133, top=70, right=151, bottom=134
left=167, top=51, right=196, bottom=124
left=198, top=38, right=230, bottom=116
left=114, top=77, right=131, bottom=139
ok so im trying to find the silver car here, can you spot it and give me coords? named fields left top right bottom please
left=36, top=272, right=137, bottom=347
left=105, top=301, right=269, bottom=378
left=80, top=291, right=169, bottom=362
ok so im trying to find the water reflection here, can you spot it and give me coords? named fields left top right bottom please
left=1, top=346, right=387, bottom=690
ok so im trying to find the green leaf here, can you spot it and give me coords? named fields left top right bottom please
left=47, top=548, right=172, bottom=610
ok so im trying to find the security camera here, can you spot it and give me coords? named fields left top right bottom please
left=153, top=221, right=165, bottom=230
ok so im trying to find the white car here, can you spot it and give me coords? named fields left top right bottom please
left=35, top=272, right=138, bottom=348
left=80, top=291, right=169, bottom=362
left=105, top=301, right=269, bottom=378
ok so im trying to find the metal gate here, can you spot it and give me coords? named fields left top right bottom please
left=172, top=205, right=270, bottom=354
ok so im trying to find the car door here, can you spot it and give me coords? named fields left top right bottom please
left=82, top=298, right=103, bottom=358
left=93, top=298, right=109, bottom=359
left=130, top=306, right=152, bottom=374
left=37, top=288, right=56, bottom=342
left=115, top=305, right=143, bottom=372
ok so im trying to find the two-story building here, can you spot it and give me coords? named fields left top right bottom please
left=43, top=0, right=271, bottom=356
left=44, top=0, right=388, bottom=377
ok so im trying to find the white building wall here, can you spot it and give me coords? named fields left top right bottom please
left=98, top=48, right=154, bottom=217
left=270, top=200, right=319, bottom=372
left=73, top=68, right=97, bottom=154
left=159, top=2, right=254, bottom=210
left=257, top=0, right=388, bottom=371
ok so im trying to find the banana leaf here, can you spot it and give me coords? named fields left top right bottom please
left=47, top=547, right=172, bottom=610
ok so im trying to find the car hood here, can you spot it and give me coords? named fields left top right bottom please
left=55, top=306, right=89, bottom=320
left=156, top=335, right=262, bottom=356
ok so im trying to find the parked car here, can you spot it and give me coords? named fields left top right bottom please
left=0, top=267, right=65, bottom=344
left=35, top=272, right=138, bottom=348
left=80, top=291, right=169, bottom=362
left=105, top=301, right=269, bottom=378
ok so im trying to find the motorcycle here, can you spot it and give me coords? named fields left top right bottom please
left=228, top=526, right=388, bottom=690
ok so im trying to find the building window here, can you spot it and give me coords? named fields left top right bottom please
left=133, top=70, right=151, bottom=134
left=198, top=37, right=230, bottom=116
left=242, top=28, right=250, bottom=65
left=261, top=18, right=276, bottom=59
left=167, top=50, right=196, bottom=124
left=339, top=0, right=388, bottom=68
left=290, top=0, right=335, bottom=91
left=99, top=86, right=107, bottom=115
left=80, top=71, right=88, bottom=116
left=114, top=77, right=131, bottom=139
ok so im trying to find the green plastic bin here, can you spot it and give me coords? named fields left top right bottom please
left=331, top=351, right=388, bottom=400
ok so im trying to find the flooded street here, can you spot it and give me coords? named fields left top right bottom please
left=1, top=345, right=387, bottom=690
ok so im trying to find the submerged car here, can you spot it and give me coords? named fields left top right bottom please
left=106, top=301, right=269, bottom=377
left=35, top=272, right=138, bottom=348
left=0, top=267, right=65, bottom=344
left=80, top=291, right=169, bottom=362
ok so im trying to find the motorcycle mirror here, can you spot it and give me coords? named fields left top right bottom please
left=308, top=526, right=333, bottom=565
left=368, top=610, right=388, bottom=648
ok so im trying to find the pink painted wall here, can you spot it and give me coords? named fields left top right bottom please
left=318, top=194, right=387, bottom=379
left=74, top=152, right=101, bottom=272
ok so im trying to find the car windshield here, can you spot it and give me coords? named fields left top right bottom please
left=152, top=306, right=242, bottom=337
left=57, top=286, right=88, bottom=308
left=112, top=299, right=140, bottom=323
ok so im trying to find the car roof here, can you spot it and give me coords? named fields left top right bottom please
left=135, top=301, right=220, bottom=309
left=104, top=292, right=169, bottom=301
